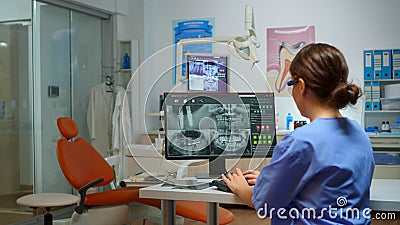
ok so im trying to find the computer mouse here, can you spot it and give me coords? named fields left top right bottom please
left=210, top=179, right=232, bottom=192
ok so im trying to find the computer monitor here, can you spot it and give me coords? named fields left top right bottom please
left=186, top=54, right=228, bottom=92
left=163, top=92, right=276, bottom=178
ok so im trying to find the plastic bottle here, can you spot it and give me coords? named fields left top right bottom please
left=286, top=113, right=293, bottom=131
left=122, top=52, right=130, bottom=69
left=381, top=121, right=386, bottom=132
left=385, top=121, right=391, bottom=133
left=289, top=121, right=294, bottom=131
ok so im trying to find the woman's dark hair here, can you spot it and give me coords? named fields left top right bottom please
left=289, top=43, right=361, bottom=109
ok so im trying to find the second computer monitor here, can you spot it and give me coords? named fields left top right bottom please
left=186, top=54, right=228, bottom=93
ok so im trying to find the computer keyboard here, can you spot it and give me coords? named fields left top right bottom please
left=210, top=179, right=232, bottom=192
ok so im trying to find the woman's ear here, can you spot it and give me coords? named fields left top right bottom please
left=298, top=78, right=307, bottom=96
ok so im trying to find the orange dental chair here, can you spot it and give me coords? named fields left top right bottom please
left=56, top=117, right=235, bottom=225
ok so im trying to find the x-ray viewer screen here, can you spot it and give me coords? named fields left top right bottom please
left=187, top=54, right=228, bottom=92
left=164, top=92, right=276, bottom=160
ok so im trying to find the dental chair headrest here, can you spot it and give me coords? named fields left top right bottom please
left=57, top=117, right=78, bottom=139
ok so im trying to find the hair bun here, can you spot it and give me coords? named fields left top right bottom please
left=329, top=83, right=361, bottom=109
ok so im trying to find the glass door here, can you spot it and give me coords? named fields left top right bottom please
left=33, top=2, right=72, bottom=193
left=32, top=2, right=103, bottom=193
left=70, top=11, right=102, bottom=141
left=0, top=22, right=33, bottom=210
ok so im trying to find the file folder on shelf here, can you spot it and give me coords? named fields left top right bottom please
left=381, top=49, right=392, bottom=79
left=364, top=81, right=372, bottom=111
left=372, top=81, right=381, bottom=110
left=373, top=50, right=383, bottom=80
left=364, top=50, right=374, bottom=80
left=393, top=49, right=400, bottom=79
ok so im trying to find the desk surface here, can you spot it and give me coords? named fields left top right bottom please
left=140, top=179, right=400, bottom=211
left=140, top=181, right=244, bottom=205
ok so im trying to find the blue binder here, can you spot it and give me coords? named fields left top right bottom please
left=363, top=50, right=374, bottom=80
left=373, top=50, right=383, bottom=80
left=381, top=49, right=392, bottom=79
left=393, top=49, right=400, bottom=79
left=364, top=81, right=372, bottom=111
left=372, top=81, right=381, bottom=110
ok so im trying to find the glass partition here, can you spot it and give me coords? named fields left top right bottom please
left=0, top=22, right=33, bottom=210
left=32, top=2, right=104, bottom=193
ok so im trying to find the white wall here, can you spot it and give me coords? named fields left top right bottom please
left=0, top=0, right=31, bottom=21
left=70, top=0, right=116, bottom=13
left=71, top=0, right=145, bottom=42
left=137, top=0, right=400, bottom=132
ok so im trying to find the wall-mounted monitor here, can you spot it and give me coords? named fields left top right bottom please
left=186, top=54, right=228, bottom=93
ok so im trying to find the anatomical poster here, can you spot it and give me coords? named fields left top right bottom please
left=266, top=26, right=315, bottom=96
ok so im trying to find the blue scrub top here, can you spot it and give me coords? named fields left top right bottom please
left=252, top=118, right=374, bottom=225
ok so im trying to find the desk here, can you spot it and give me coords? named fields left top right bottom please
left=140, top=179, right=400, bottom=225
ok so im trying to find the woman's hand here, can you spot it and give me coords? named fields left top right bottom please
left=221, top=168, right=255, bottom=207
left=242, top=170, right=260, bottom=185
left=221, top=168, right=248, bottom=194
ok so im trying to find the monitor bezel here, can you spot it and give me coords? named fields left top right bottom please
left=185, top=53, right=229, bottom=93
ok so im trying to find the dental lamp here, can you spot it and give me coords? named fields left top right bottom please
left=176, top=5, right=261, bottom=82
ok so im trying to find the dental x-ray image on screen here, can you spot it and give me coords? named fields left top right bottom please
left=187, top=54, right=228, bottom=92
left=164, top=92, right=276, bottom=161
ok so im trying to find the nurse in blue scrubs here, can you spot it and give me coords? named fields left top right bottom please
left=222, top=43, right=375, bottom=225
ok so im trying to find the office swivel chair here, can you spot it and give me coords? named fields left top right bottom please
left=56, top=117, right=235, bottom=225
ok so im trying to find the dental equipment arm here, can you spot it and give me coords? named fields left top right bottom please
left=232, top=5, right=261, bottom=63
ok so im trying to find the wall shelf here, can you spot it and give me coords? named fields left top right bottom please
left=369, top=79, right=400, bottom=83
left=364, top=77, right=400, bottom=130
left=365, top=110, right=400, bottom=114
left=369, top=134, right=400, bottom=138
left=115, top=39, right=138, bottom=87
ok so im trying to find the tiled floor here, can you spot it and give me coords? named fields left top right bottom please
left=0, top=191, right=34, bottom=225
left=0, top=212, right=33, bottom=225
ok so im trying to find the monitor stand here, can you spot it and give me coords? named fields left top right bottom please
left=195, top=157, right=227, bottom=179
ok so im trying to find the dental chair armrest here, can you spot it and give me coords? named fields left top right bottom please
left=75, top=178, right=104, bottom=214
